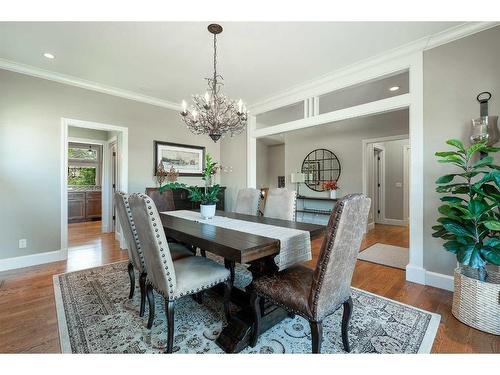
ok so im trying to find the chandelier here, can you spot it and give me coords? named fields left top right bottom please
left=180, top=24, right=248, bottom=143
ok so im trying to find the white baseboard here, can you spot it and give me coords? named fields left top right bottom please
left=367, top=221, right=375, bottom=231
left=406, top=264, right=426, bottom=285
left=425, top=271, right=454, bottom=292
left=377, top=218, right=409, bottom=226
left=0, top=248, right=68, bottom=272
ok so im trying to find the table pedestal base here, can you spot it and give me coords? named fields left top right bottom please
left=215, top=256, right=288, bottom=353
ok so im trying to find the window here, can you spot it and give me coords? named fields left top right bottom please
left=68, top=143, right=102, bottom=186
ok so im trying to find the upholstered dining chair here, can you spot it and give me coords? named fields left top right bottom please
left=114, top=192, right=193, bottom=318
left=263, top=188, right=297, bottom=221
left=250, top=193, right=371, bottom=353
left=128, top=193, right=232, bottom=353
left=233, top=188, right=261, bottom=216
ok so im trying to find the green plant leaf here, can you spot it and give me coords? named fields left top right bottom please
left=446, top=139, right=465, bottom=152
left=480, top=246, right=500, bottom=266
left=442, top=221, right=474, bottom=238
left=443, top=241, right=461, bottom=254
left=468, top=199, right=488, bottom=218
left=472, top=156, right=493, bottom=169
left=484, top=146, right=500, bottom=153
left=435, top=174, right=457, bottom=184
left=466, top=142, right=487, bottom=158
left=437, top=155, right=466, bottom=165
left=435, top=151, right=462, bottom=157
left=483, top=220, right=500, bottom=231
left=457, top=244, right=485, bottom=268
left=485, top=238, right=500, bottom=248
left=440, top=196, right=465, bottom=204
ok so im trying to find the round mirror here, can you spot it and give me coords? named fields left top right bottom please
left=301, top=149, right=341, bottom=192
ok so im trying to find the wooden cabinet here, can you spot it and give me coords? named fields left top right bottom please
left=146, top=187, right=226, bottom=211
left=68, top=191, right=102, bottom=222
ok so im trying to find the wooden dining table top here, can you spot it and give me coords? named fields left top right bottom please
left=160, top=210, right=325, bottom=264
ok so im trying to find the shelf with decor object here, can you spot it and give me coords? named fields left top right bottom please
left=296, top=195, right=338, bottom=225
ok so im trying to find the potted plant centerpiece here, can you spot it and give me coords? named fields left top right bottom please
left=323, top=180, right=339, bottom=199
left=188, top=184, right=221, bottom=219
left=188, top=153, right=220, bottom=219
left=433, top=139, right=500, bottom=335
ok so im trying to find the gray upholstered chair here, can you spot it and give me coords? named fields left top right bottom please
left=114, top=192, right=193, bottom=317
left=250, top=194, right=371, bottom=353
left=233, top=188, right=261, bottom=216
left=263, top=188, right=297, bottom=221
left=128, top=193, right=232, bottom=353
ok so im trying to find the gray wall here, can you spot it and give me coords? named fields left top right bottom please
left=423, top=25, right=500, bottom=275
left=379, top=138, right=409, bottom=221
left=256, top=141, right=285, bottom=189
left=220, top=131, right=247, bottom=212
left=267, top=144, right=285, bottom=188
left=68, top=126, right=109, bottom=141
left=256, top=140, right=269, bottom=188
left=284, top=110, right=409, bottom=198
left=0, top=69, right=219, bottom=259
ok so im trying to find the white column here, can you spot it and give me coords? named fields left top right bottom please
left=246, top=115, right=257, bottom=188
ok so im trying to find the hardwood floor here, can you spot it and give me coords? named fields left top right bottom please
left=0, top=222, right=497, bottom=353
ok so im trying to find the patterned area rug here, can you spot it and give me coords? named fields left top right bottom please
left=53, top=261, right=440, bottom=354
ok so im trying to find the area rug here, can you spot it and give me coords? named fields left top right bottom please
left=358, top=243, right=409, bottom=270
left=53, top=261, right=440, bottom=354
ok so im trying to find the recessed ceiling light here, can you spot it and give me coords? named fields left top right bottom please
left=389, top=86, right=400, bottom=92
left=43, top=53, right=55, bottom=59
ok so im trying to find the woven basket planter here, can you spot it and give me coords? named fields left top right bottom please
left=452, top=266, right=500, bottom=335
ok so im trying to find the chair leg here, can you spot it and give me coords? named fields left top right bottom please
left=341, top=296, right=353, bottom=353
left=127, top=262, right=135, bottom=299
left=139, top=272, right=147, bottom=317
left=310, top=321, right=323, bottom=354
left=249, top=290, right=261, bottom=347
left=200, top=249, right=206, bottom=257
left=165, top=299, right=175, bottom=354
left=146, top=283, right=155, bottom=329
left=223, top=280, right=232, bottom=322
left=224, top=259, right=235, bottom=286
left=192, top=291, right=204, bottom=304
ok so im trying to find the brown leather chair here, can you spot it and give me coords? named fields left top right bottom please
left=145, top=188, right=175, bottom=212
left=250, top=194, right=371, bottom=353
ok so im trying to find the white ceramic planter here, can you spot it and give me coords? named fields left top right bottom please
left=200, top=204, right=216, bottom=219
left=329, top=190, right=337, bottom=199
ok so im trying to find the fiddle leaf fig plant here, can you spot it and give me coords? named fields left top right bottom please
left=433, top=139, right=500, bottom=280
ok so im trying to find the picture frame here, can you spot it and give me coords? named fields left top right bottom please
left=153, top=141, right=206, bottom=177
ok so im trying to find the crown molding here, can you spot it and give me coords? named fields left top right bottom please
left=248, top=22, right=499, bottom=114
left=0, top=57, right=182, bottom=111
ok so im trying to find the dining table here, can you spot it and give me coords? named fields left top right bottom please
left=160, top=210, right=325, bottom=353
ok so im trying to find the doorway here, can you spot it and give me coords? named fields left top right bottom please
left=373, top=145, right=385, bottom=225
left=60, top=118, right=128, bottom=256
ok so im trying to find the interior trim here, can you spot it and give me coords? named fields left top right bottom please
left=0, top=57, right=181, bottom=111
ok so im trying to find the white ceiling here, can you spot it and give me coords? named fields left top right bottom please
left=0, top=22, right=461, bottom=106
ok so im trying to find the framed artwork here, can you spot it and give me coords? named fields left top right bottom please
left=154, top=141, right=206, bottom=177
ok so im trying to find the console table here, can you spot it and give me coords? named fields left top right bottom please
left=296, top=195, right=338, bottom=225
left=146, top=186, right=226, bottom=211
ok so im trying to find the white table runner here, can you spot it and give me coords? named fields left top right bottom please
left=162, top=210, right=312, bottom=271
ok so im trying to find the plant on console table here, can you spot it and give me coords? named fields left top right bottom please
left=322, top=180, right=339, bottom=199
left=433, top=139, right=500, bottom=335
